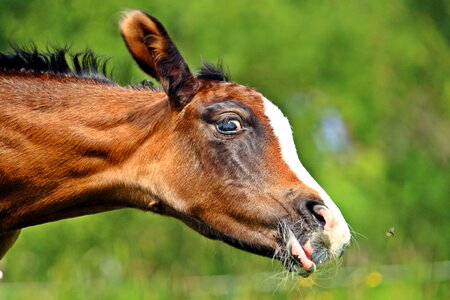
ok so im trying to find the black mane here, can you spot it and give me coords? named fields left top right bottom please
left=0, top=45, right=112, bottom=83
left=0, top=45, right=230, bottom=84
left=197, top=60, right=230, bottom=82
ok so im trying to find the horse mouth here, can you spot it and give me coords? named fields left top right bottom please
left=274, top=220, right=333, bottom=277
left=215, top=221, right=333, bottom=277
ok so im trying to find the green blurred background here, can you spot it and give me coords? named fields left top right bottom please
left=0, top=0, right=448, bottom=299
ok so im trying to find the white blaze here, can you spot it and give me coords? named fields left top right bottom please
left=262, top=97, right=351, bottom=253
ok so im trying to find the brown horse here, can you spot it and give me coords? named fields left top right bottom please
left=0, top=10, right=350, bottom=276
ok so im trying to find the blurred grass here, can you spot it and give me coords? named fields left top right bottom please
left=0, top=0, right=449, bottom=299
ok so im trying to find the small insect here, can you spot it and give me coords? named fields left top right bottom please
left=385, top=227, right=395, bottom=237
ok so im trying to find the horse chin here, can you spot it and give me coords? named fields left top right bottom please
left=180, top=213, right=334, bottom=277
left=207, top=226, right=333, bottom=278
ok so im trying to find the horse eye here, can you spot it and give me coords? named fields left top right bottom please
left=216, top=118, right=243, bottom=134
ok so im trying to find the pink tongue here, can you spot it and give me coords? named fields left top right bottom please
left=290, top=238, right=314, bottom=271
left=303, top=240, right=314, bottom=259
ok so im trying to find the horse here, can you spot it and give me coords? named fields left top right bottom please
left=0, top=10, right=350, bottom=277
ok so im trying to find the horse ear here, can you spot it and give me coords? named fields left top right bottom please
left=120, top=10, right=196, bottom=109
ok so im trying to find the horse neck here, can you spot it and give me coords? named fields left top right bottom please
left=0, top=75, right=169, bottom=231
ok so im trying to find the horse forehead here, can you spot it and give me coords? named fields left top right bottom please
left=196, top=82, right=266, bottom=108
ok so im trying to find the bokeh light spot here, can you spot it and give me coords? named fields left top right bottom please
left=366, top=271, right=383, bottom=288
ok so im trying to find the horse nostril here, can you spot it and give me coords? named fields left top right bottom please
left=305, top=201, right=327, bottom=227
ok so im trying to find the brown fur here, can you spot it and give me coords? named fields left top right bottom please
left=0, top=11, right=332, bottom=265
